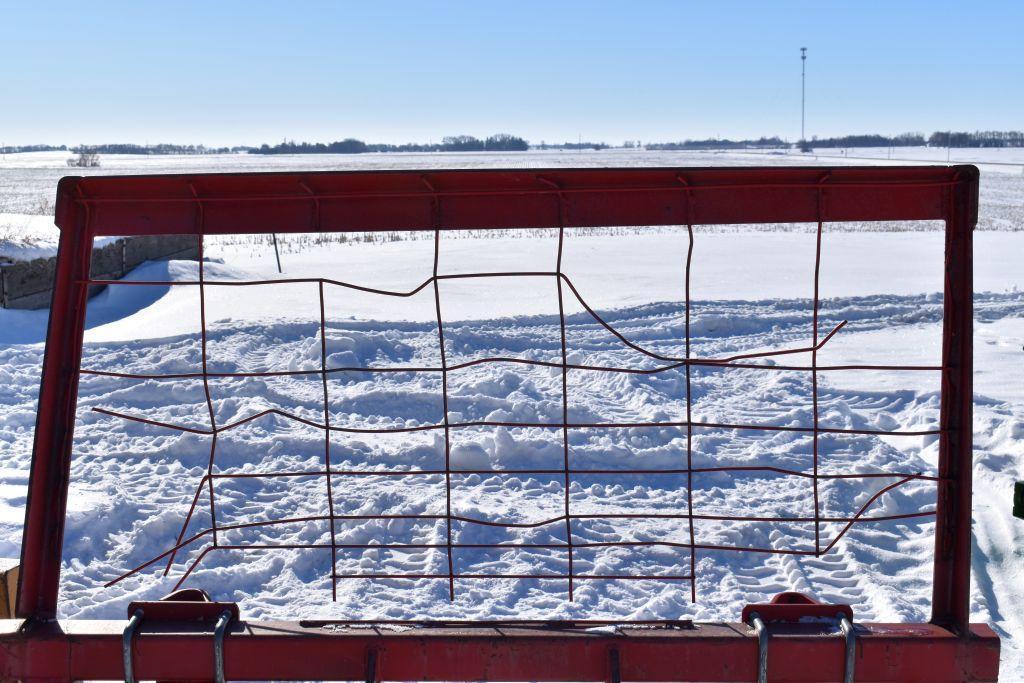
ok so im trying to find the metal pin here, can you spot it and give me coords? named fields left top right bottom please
left=839, top=614, right=856, bottom=683
left=213, top=609, right=233, bottom=683
left=122, top=608, right=144, bottom=683
left=750, top=612, right=768, bottom=683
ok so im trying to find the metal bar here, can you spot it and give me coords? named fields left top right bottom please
left=212, top=609, right=232, bottom=683
left=930, top=166, right=978, bottom=634
left=0, top=619, right=999, bottom=682
left=318, top=280, right=339, bottom=601
left=54, top=167, right=969, bottom=237
left=198, top=232, right=220, bottom=550
left=102, top=450, right=939, bottom=590
left=163, top=478, right=207, bottom=575
left=15, top=189, right=94, bottom=620
left=429, top=191, right=456, bottom=601
left=121, top=609, right=143, bottom=683
left=164, top=205, right=219, bottom=575
left=107, top=510, right=941, bottom=590
left=91, top=406, right=943, bottom=438
left=553, top=189, right=575, bottom=601
left=300, top=619, right=697, bottom=627
left=811, top=185, right=825, bottom=555
left=839, top=614, right=856, bottom=683
left=682, top=194, right=697, bottom=602
left=749, top=613, right=768, bottom=683
left=73, top=270, right=853, bottom=369
left=131, top=467, right=946, bottom=481
left=271, top=233, right=282, bottom=273
left=78, top=358, right=948, bottom=378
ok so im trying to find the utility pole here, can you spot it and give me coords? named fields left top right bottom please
left=800, top=47, right=807, bottom=143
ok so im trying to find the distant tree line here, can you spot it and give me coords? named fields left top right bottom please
left=14, top=130, right=1024, bottom=156
left=809, top=133, right=925, bottom=148
left=809, top=131, right=1024, bottom=149
left=926, top=130, right=1024, bottom=148
left=650, top=130, right=1024, bottom=150
left=0, top=144, right=68, bottom=153
left=72, top=143, right=253, bottom=154
left=646, top=137, right=787, bottom=150
left=253, top=137, right=370, bottom=152
left=535, top=141, right=611, bottom=151
left=252, top=134, right=529, bottom=154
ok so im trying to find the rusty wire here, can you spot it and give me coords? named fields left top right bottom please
left=82, top=214, right=944, bottom=605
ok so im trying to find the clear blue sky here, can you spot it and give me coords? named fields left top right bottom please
left=1, top=1, right=1021, bottom=146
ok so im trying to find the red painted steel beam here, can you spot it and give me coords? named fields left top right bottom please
left=932, top=165, right=979, bottom=634
left=0, top=620, right=999, bottom=682
left=55, top=166, right=972, bottom=236
left=15, top=195, right=93, bottom=620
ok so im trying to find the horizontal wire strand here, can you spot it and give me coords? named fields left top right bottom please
left=84, top=208, right=947, bottom=601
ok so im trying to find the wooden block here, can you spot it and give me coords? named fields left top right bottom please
left=0, top=561, right=19, bottom=618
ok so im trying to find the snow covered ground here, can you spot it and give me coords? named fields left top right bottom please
left=741, top=145, right=1024, bottom=168
left=0, top=150, right=1022, bottom=676
left=1, top=146, right=1024, bottom=262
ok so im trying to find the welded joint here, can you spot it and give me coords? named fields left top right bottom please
left=536, top=175, right=561, bottom=190
left=365, top=646, right=380, bottom=683
left=607, top=646, right=621, bottom=683
left=536, top=175, right=567, bottom=227
left=122, top=608, right=143, bottom=683
left=749, top=612, right=768, bottom=683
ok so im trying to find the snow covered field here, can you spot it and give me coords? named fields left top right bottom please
left=0, top=149, right=1022, bottom=676
left=2, top=146, right=1024, bottom=262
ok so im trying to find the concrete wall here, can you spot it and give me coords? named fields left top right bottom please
left=0, top=235, right=199, bottom=309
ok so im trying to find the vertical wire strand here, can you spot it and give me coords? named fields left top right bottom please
left=554, top=200, right=575, bottom=601
left=318, top=281, right=339, bottom=600
left=430, top=196, right=456, bottom=601
left=683, top=197, right=698, bottom=602
left=161, top=221, right=215, bottom=574
left=811, top=186, right=825, bottom=555
left=194, top=200, right=219, bottom=553
left=162, top=480, right=208, bottom=575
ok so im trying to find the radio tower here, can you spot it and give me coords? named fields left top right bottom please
left=800, top=47, right=807, bottom=143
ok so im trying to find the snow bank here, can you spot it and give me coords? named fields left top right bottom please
left=0, top=213, right=120, bottom=263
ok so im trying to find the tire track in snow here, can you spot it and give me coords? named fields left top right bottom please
left=0, top=290, right=1020, bottom=626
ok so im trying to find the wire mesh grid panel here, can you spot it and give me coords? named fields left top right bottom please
left=20, top=167, right=977, bottom=628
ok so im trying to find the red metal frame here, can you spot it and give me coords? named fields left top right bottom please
left=3, top=166, right=996, bottom=681
left=0, top=619, right=999, bottom=682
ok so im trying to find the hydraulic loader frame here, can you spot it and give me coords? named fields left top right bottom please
left=0, top=166, right=998, bottom=681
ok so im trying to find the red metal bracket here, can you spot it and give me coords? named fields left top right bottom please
left=741, top=591, right=853, bottom=624
left=126, top=588, right=239, bottom=624
left=122, top=589, right=238, bottom=683
left=742, top=592, right=857, bottom=683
